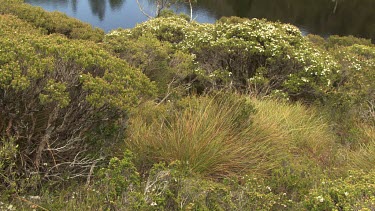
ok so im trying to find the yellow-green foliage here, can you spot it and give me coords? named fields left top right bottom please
left=112, top=16, right=339, bottom=100
left=252, top=99, right=337, bottom=167
left=0, top=14, right=155, bottom=110
left=0, top=0, right=104, bottom=42
left=7, top=160, right=294, bottom=210
left=0, top=14, right=155, bottom=189
left=127, top=95, right=289, bottom=178
left=339, top=123, right=375, bottom=171
left=104, top=32, right=194, bottom=98
left=304, top=170, right=375, bottom=210
left=0, top=137, right=17, bottom=195
left=1, top=2, right=374, bottom=209
left=126, top=94, right=337, bottom=178
left=307, top=35, right=375, bottom=147
left=326, top=35, right=373, bottom=48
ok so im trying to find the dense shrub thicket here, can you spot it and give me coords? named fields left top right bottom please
left=104, top=33, right=195, bottom=99
left=1, top=2, right=375, bottom=210
left=0, top=14, right=155, bottom=193
left=0, top=0, right=104, bottom=42
left=107, top=16, right=338, bottom=101
left=5, top=154, right=375, bottom=210
left=307, top=34, right=375, bottom=148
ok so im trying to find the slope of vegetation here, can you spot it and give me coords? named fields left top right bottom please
left=0, top=0, right=104, bottom=42
left=0, top=2, right=374, bottom=210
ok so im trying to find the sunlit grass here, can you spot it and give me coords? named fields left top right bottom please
left=252, top=99, right=338, bottom=168
left=342, top=123, right=375, bottom=171
left=126, top=95, right=338, bottom=178
left=126, top=95, right=289, bottom=178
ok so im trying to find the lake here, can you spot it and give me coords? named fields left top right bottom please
left=25, top=0, right=374, bottom=41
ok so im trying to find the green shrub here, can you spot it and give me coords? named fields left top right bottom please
left=326, top=35, right=373, bottom=48
left=119, top=16, right=339, bottom=101
left=104, top=32, right=194, bottom=98
left=226, top=176, right=295, bottom=210
left=0, top=14, right=155, bottom=190
left=7, top=159, right=296, bottom=210
left=0, top=0, right=104, bottom=42
left=306, top=34, right=327, bottom=49
left=159, top=9, right=190, bottom=21
left=93, top=150, right=146, bottom=210
left=322, top=42, right=375, bottom=147
left=303, top=170, right=375, bottom=211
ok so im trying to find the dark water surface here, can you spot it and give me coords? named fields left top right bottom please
left=25, top=0, right=374, bottom=41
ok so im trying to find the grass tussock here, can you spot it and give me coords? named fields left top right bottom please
left=127, top=95, right=289, bottom=178
left=126, top=95, right=338, bottom=178
left=252, top=99, right=338, bottom=168
left=342, top=123, right=375, bottom=171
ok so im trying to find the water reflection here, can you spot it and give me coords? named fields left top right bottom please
left=24, top=0, right=374, bottom=40
left=197, top=0, right=375, bottom=40
left=89, top=0, right=106, bottom=20
left=25, top=0, right=126, bottom=21
left=109, top=0, right=125, bottom=10
left=72, top=0, right=77, bottom=13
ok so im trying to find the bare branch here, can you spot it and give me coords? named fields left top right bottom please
left=189, top=0, right=193, bottom=22
left=136, top=0, right=153, bottom=19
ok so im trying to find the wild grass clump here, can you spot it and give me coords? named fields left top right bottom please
left=252, top=99, right=337, bottom=168
left=338, top=123, right=375, bottom=171
left=126, top=95, right=337, bottom=178
left=126, top=95, right=290, bottom=178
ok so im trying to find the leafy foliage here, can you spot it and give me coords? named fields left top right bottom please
left=0, top=0, right=104, bottom=42
left=0, top=14, right=155, bottom=191
left=112, top=16, right=339, bottom=101
left=303, top=170, right=375, bottom=211
left=307, top=34, right=375, bottom=147
left=105, top=32, right=194, bottom=98
left=1, top=2, right=375, bottom=210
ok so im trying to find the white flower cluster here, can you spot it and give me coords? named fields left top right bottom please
left=107, top=16, right=339, bottom=92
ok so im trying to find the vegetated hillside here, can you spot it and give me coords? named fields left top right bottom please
left=0, top=0, right=104, bottom=42
left=1, top=3, right=374, bottom=210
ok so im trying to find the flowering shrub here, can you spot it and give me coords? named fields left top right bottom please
left=110, top=16, right=339, bottom=100
left=303, top=170, right=375, bottom=210
left=331, top=44, right=375, bottom=124
left=307, top=34, right=375, bottom=145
